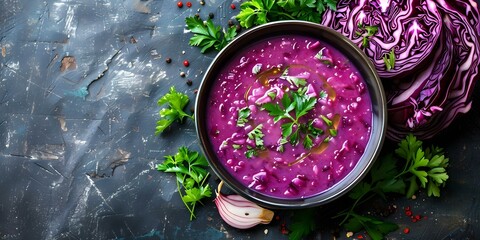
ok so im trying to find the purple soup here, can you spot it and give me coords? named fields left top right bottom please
left=206, top=35, right=372, bottom=199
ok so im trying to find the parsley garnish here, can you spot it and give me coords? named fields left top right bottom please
left=314, top=47, right=333, bottom=65
left=236, top=107, right=251, bottom=127
left=245, top=124, right=265, bottom=158
left=356, top=24, right=378, bottom=48
left=186, top=16, right=237, bottom=53
left=156, top=86, right=194, bottom=135
left=156, top=147, right=212, bottom=220
left=262, top=87, right=321, bottom=149
left=383, top=49, right=396, bottom=71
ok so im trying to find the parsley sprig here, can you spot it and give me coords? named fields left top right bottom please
left=287, top=134, right=449, bottom=240
left=186, top=16, right=237, bottom=53
left=262, top=87, right=322, bottom=149
left=156, top=147, right=212, bottom=220
left=338, top=134, right=449, bottom=239
left=156, top=86, right=194, bottom=135
left=236, top=0, right=337, bottom=28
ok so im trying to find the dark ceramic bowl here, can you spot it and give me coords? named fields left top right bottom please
left=195, top=20, right=387, bottom=209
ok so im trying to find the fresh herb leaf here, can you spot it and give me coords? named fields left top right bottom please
left=319, top=90, right=328, bottom=99
left=395, top=134, right=449, bottom=198
left=288, top=208, right=317, bottom=240
left=334, top=134, right=449, bottom=239
left=237, top=107, right=251, bottom=127
left=263, top=87, right=320, bottom=148
left=314, top=47, right=333, bottom=65
left=247, top=124, right=265, bottom=147
left=344, top=214, right=398, bottom=240
left=186, top=16, right=237, bottom=53
left=361, top=25, right=378, bottom=47
left=156, top=86, right=194, bottom=135
left=383, top=49, right=396, bottom=71
left=243, top=124, right=265, bottom=158
left=237, top=0, right=337, bottom=28
left=156, top=147, right=212, bottom=220
left=280, top=76, right=307, bottom=88
left=320, top=115, right=332, bottom=126
left=236, top=0, right=280, bottom=28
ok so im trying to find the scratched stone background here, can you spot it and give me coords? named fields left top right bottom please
left=0, top=0, right=479, bottom=239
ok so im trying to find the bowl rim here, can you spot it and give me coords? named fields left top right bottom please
left=195, top=20, right=387, bottom=209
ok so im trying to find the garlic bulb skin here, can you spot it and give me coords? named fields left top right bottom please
left=214, top=181, right=275, bottom=229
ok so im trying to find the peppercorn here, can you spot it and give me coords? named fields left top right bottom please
left=183, top=60, right=190, bottom=67
left=228, top=19, right=234, bottom=27
left=180, top=71, right=186, bottom=77
left=195, top=13, right=200, bottom=18
left=186, top=1, right=192, bottom=7
left=230, top=3, right=236, bottom=9
left=186, top=79, right=193, bottom=86
left=208, top=12, right=214, bottom=19
left=200, top=1, right=205, bottom=5
left=177, top=1, right=183, bottom=8
left=165, top=58, right=172, bottom=63
left=193, top=89, right=198, bottom=94
left=235, top=24, right=241, bottom=33
left=403, top=228, right=410, bottom=234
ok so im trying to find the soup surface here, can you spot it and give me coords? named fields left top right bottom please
left=206, top=35, right=372, bottom=199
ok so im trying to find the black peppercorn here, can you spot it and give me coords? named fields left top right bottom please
left=165, top=57, right=172, bottom=63
left=208, top=12, right=214, bottom=19
left=228, top=19, right=234, bottom=27
left=180, top=71, right=186, bottom=77
left=186, top=79, right=193, bottom=86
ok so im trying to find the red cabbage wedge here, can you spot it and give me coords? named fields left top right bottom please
left=322, top=0, right=480, bottom=140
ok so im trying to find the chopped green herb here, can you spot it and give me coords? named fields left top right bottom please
left=232, top=144, right=242, bottom=149
left=267, top=91, right=277, bottom=100
left=247, top=124, right=265, bottom=147
left=314, top=47, right=333, bottom=65
left=329, top=128, right=337, bottom=136
left=357, top=24, right=378, bottom=48
left=236, top=107, right=251, bottom=127
left=245, top=148, right=258, bottom=158
left=243, top=124, right=265, bottom=158
left=156, top=147, right=212, bottom=220
left=156, top=86, right=194, bottom=135
left=280, top=75, right=307, bottom=88
left=320, top=115, right=333, bottom=127
left=383, top=49, right=396, bottom=71
left=318, top=90, right=328, bottom=99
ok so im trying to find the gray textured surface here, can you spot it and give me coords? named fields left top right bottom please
left=0, top=0, right=479, bottom=239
